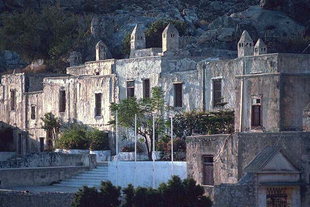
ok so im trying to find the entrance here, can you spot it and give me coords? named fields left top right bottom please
left=266, top=187, right=288, bottom=207
left=40, top=137, right=44, bottom=152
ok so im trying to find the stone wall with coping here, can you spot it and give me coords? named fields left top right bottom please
left=0, top=166, right=88, bottom=188
left=0, top=190, right=74, bottom=207
left=0, top=152, right=96, bottom=169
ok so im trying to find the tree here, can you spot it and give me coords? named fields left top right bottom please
left=41, top=112, right=61, bottom=150
left=110, top=87, right=167, bottom=160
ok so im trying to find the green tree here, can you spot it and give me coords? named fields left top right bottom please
left=100, top=181, right=121, bottom=207
left=110, top=87, right=167, bottom=160
left=41, top=112, right=61, bottom=150
left=72, top=186, right=103, bottom=207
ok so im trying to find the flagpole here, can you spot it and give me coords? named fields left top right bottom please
left=152, top=114, right=156, bottom=188
left=171, top=116, right=174, bottom=176
left=135, top=114, right=137, bottom=162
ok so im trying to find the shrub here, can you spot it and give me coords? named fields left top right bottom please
left=71, top=186, right=103, bottom=207
left=121, top=143, right=144, bottom=153
left=56, top=124, right=110, bottom=150
left=89, top=130, right=109, bottom=151
left=55, top=127, right=90, bottom=150
left=99, top=181, right=121, bottom=207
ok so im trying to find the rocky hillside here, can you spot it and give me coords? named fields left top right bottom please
left=0, top=0, right=309, bottom=73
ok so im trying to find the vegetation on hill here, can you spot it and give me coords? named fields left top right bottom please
left=0, top=7, right=91, bottom=73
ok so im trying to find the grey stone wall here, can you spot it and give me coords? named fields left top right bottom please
left=0, top=190, right=74, bottom=207
left=0, top=152, right=96, bottom=169
left=0, top=166, right=88, bottom=188
left=186, top=134, right=238, bottom=187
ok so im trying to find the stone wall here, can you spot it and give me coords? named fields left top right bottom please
left=0, top=152, right=96, bottom=169
left=0, top=190, right=74, bottom=207
left=0, top=166, right=88, bottom=188
left=186, top=134, right=238, bottom=187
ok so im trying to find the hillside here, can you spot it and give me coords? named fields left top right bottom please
left=0, top=0, right=309, bottom=73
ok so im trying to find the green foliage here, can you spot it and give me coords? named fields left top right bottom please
left=41, top=112, right=61, bottom=132
left=100, top=181, right=121, bottom=207
left=122, top=32, right=131, bottom=57
left=89, top=130, right=109, bottom=151
left=145, top=19, right=188, bottom=48
left=73, top=176, right=211, bottom=207
left=173, top=110, right=234, bottom=137
left=72, top=181, right=121, bottom=207
left=56, top=123, right=109, bottom=150
left=72, top=186, right=103, bottom=207
left=121, top=143, right=144, bottom=153
left=0, top=7, right=91, bottom=73
left=110, top=87, right=167, bottom=160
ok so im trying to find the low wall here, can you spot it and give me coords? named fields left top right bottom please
left=213, top=183, right=256, bottom=207
left=0, top=152, right=96, bottom=169
left=0, top=166, right=88, bottom=188
left=0, top=190, right=74, bottom=207
left=0, top=152, right=15, bottom=161
left=108, top=161, right=187, bottom=188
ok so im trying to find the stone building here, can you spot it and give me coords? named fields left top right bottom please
left=0, top=24, right=309, bottom=206
left=187, top=31, right=310, bottom=207
left=0, top=24, right=203, bottom=154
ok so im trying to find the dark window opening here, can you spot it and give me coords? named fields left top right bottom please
left=202, top=155, right=214, bottom=185
left=212, top=79, right=222, bottom=107
left=127, top=81, right=135, bottom=98
left=143, top=79, right=150, bottom=99
left=174, top=83, right=182, bottom=107
left=59, top=90, right=66, bottom=113
left=10, top=89, right=16, bottom=111
left=40, top=137, right=44, bottom=152
left=95, top=93, right=102, bottom=117
left=251, top=98, right=262, bottom=127
left=31, top=105, right=36, bottom=120
left=18, top=134, right=22, bottom=155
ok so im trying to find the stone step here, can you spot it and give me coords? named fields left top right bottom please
left=73, top=175, right=108, bottom=179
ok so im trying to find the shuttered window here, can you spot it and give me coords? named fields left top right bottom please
left=202, top=155, right=214, bottom=185
left=31, top=105, right=36, bottom=120
left=143, top=79, right=150, bottom=99
left=174, top=83, right=182, bottom=107
left=95, top=93, right=102, bottom=116
left=212, top=79, right=222, bottom=107
left=10, top=89, right=16, bottom=111
left=59, top=90, right=66, bottom=113
left=127, top=81, right=135, bottom=98
left=251, top=98, right=262, bottom=127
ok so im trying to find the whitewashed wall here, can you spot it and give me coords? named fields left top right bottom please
left=108, top=161, right=187, bottom=188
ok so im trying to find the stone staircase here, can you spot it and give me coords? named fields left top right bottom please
left=54, top=163, right=109, bottom=188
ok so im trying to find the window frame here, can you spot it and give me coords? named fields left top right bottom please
left=251, top=96, right=262, bottom=128
left=31, top=105, right=36, bottom=120
left=126, top=80, right=135, bottom=99
left=212, top=78, right=222, bottom=108
left=10, top=89, right=16, bottom=111
left=202, top=155, right=214, bottom=186
left=143, top=79, right=150, bottom=99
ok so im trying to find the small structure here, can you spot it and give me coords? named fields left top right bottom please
left=162, top=23, right=179, bottom=53
left=68, top=51, right=82, bottom=67
left=238, top=30, right=254, bottom=57
left=96, top=40, right=111, bottom=61
left=130, top=24, right=146, bottom=51
left=254, top=38, right=268, bottom=56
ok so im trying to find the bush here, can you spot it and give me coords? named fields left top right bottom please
left=72, top=181, right=120, bottom=207
left=89, top=130, right=109, bottom=151
left=73, top=176, right=212, bottom=207
left=173, top=110, right=234, bottom=137
left=121, top=143, right=144, bottom=153
left=56, top=124, right=110, bottom=150
left=55, top=126, right=90, bottom=150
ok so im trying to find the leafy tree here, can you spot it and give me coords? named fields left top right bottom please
left=110, top=87, right=167, bottom=160
left=41, top=112, right=61, bottom=150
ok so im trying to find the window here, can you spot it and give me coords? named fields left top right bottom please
left=202, top=155, right=214, bottom=185
left=127, top=81, right=135, bottom=98
left=143, top=79, right=150, bottom=99
left=174, top=83, right=182, bottom=107
left=59, top=90, right=66, bottom=113
left=39, top=137, right=44, bottom=152
left=251, top=98, right=262, bottom=127
left=212, top=79, right=222, bottom=107
left=10, top=89, right=16, bottom=111
left=31, top=105, right=36, bottom=120
left=95, top=93, right=102, bottom=117
left=266, top=187, right=288, bottom=207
